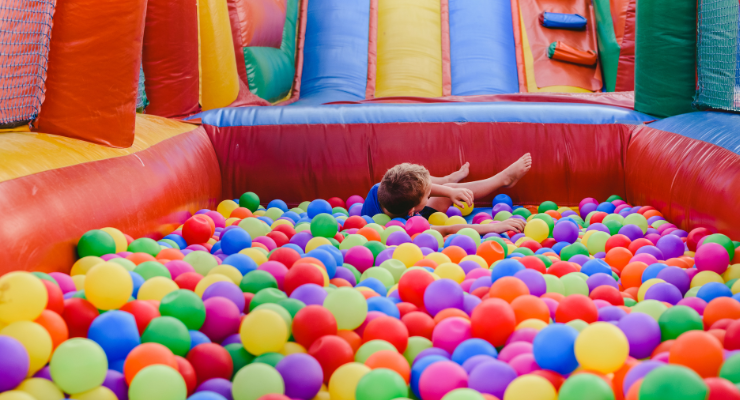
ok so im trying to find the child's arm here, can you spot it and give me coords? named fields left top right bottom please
left=430, top=219, right=526, bottom=236
left=430, top=184, right=474, bottom=208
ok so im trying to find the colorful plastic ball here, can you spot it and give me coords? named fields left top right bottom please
left=187, top=343, right=233, bottom=384
left=221, top=228, right=252, bottom=255
left=394, top=243, right=424, bottom=267
left=49, top=338, right=107, bottom=394
left=240, top=192, right=261, bottom=212
left=84, top=262, right=133, bottom=310
left=418, top=361, right=468, bottom=400
left=87, top=310, right=140, bottom=363
left=0, top=336, right=29, bottom=392
left=532, top=323, right=579, bottom=375
left=616, top=312, right=661, bottom=359
left=470, top=299, right=516, bottom=347
left=398, top=270, right=435, bottom=309
left=432, top=317, right=471, bottom=354
left=77, top=230, right=117, bottom=258
left=308, top=335, right=355, bottom=383
left=451, top=338, right=497, bottom=365
left=574, top=322, right=629, bottom=374
left=697, top=282, right=733, bottom=303
left=140, top=315, right=191, bottom=357
left=402, top=311, right=436, bottom=339
left=311, top=214, right=339, bottom=239
left=669, top=331, right=724, bottom=378
left=322, top=287, right=368, bottom=331
left=159, top=289, right=207, bottom=330
left=424, top=279, right=464, bottom=316
left=0, top=272, right=48, bottom=324
left=232, top=362, right=285, bottom=400
left=504, top=374, right=558, bottom=400
left=240, top=309, right=288, bottom=355
left=658, top=305, right=703, bottom=341
left=703, top=234, right=735, bottom=262
left=328, top=362, right=370, bottom=400
left=363, top=316, right=409, bottom=353
left=275, top=353, right=323, bottom=399
left=292, top=305, right=338, bottom=349
left=639, top=365, right=708, bottom=400
left=355, top=368, right=407, bottom=400
left=696, top=243, right=730, bottom=274
left=0, top=321, right=51, bottom=377
left=123, top=342, right=178, bottom=386
left=345, top=246, right=375, bottom=273
left=129, top=365, right=187, bottom=400
left=524, top=219, right=549, bottom=243
left=558, top=373, right=614, bottom=400
left=201, top=296, right=241, bottom=343
left=468, top=360, right=517, bottom=399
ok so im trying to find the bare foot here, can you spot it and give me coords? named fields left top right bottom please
left=446, top=162, right=470, bottom=183
left=501, top=154, right=532, bottom=188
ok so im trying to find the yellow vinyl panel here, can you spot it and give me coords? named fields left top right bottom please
left=199, top=0, right=240, bottom=109
left=375, top=0, right=443, bottom=98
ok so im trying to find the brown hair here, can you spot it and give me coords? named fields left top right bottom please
left=378, top=163, right=431, bottom=217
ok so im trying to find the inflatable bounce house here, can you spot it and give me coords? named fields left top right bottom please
left=3, top=0, right=740, bottom=398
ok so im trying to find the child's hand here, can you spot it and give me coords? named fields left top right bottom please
left=450, top=188, right=474, bottom=209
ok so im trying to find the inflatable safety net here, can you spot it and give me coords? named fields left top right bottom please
left=695, top=0, right=740, bottom=111
left=0, top=0, right=55, bottom=128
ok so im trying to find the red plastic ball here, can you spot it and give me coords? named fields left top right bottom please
left=396, top=302, right=419, bottom=317
left=269, top=247, right=302, bottom=268
left=119, top=300, right=161, bottom=335
left=175, top=272, right=203, bottom=291
left=519, top=240, right=542, bottom=253
left=175, top=355, right=198, bottom=395
left=62, top=298, right=99, bottom=338
left=42, top=279, right=65, bottom=315
left=706, top=377, right=740, bottom=400
left=398, top=269, right=435, bottom=308
left=470, top=298, right=516, bottom=347
left=589, top=285, right=624, bottom=306
left=363, top=316, right=409, bottom=353
left=308, top=335, right=355, bottom=383
left=292, top=305, right=338, bottom=349
left=541, top=238, right=557, bottom=249
left=519, top=256, right=546, bottom=274
left=555, top=294, right=598, bottom=323
left=628, top=238, right=653, bottom=255
left=284, top=264, right=325, bottom=295
left=124, top=343, right=178, bottom=384
left=605, top=234, right=632, bottom=252
left=328, top=197, right=346, bottom=209
left=531, top=369, right=566, bottom=391
left=266, top=230, right=290, bottom=248
left=688, top=227, right=713, bottom=252
left=183, top=215, right=214, bottom=245
left=401, top=311, right=435, bottom=340
left=272, top=224, right=296, bottom=239
left=547, top=261, right=578, bottom=277
left=590, top=212, right=608, bottom=224
left=186, top=343, right=234, bottom=384
left=343, top=216, right=367, bottom=230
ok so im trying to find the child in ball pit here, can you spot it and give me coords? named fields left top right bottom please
left=361, top=154, right=532, bottom=235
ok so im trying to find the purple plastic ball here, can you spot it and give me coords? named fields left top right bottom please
left=290, top=231, right=313, bottom=251
left=513, top=269, right=547, bottom=297
left=617, top=312, right=661, bottom=359
left=290, top=283, right=327, bottom=306
left=450, top=235, right=477, bottom=255
left=334, top=268, right=357, bottom=286
left=598, top=306, right=627, bottom=322
left=414, top=348, right=451, bottom=364
left=468, top=360, right=518, bottom=399
left=221, top=334, right=242, bottom=346
left=569, top=254, right=591, bottom=266
left=197, top=378, right=233, bottom=400
left=414, top=233, right=440, bottom=251
left=636, top=245, right=665, bottom=260
left=0, top=336, right=29, bottom=392
left=656, top=235, right=684, bottom=259
left=492, top=203, right=513, bottom=215
left=644, top=282, right=683, bottom=305
left=463, top=294, right=482, bottom=315
left=447, top=206, right=463, bottom=218
left=553, top=221, right=579, bottom=244
left=201, top=297, right=241, bottom=342
left=375, top=247, right=396, bottom=266
left=202, top=281, right=246, bottom=312
left=424, top=279, right=464, bottom=316
left=619, top=224, right=644, bottom=241
left=275, top=354, right=323, bottom=400
left=459, top=260, right=482, bottom=274
left=470, top=276, right=492, bottom=292
left=586, top=273, right=618, bottom=292
left=386, top=231, right=412, bottom=246
left=587, top=223, right=610, bottom=234
left=102, top=369, right=129, bottom=400
left=580, top=203, right=598, bottom=218
left=462, top=355, right=496, bottom=374
left=623, top=361, right=665, bottom=395
left=656, top=266, right=690, bottom=294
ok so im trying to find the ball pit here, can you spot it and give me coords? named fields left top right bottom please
left=4, top=193, right=740, bottom=399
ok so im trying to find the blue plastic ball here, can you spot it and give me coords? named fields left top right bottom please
left=532, top=323, right=579, bottom=375
left=87, top=310, right=140, bottom=362
left=451, top=338, right=498, bottom=365
left=697, top=281, right=733, bottom=303
left=493, top=194, right=513, bottom=208
left=222, top=254, right=258, bottom=275
left=221, top=228, right=252, bottom=255
left=307, top=200, right=333, bottom=218
left=267, top=199, right=289, bottom=212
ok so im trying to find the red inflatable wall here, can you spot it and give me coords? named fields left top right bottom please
left=205, top=122, right=631, bottom=207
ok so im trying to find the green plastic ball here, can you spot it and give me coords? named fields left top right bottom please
left=639, top=365, right=707, bottom=400
left=249, top=288, right=288, bottom=311
left=658, top=305, right=703, bottom=341
left=704, top=234, right=735, bottom=262
left=603, top=220, right=623, bottom=236
left=538, top=201, right=558, bottom=213
left=561, top=243, right=589, bottom=261
left=252, top=352, right=285, bottom=368
left=342, top=264, right=362, bottom=283
left=311, top=214, right=339, bottom=238
left=129, top=365, right=187, bottom=400
left=558, top=372, right=615, bottom=400
left=225, top=343, right=254, bottom=379
left=355, top=368, right=407, bottom=400
left=133, top=261, right=171, bottom=281
left=240, top=270, right=278, bottom=294
left=403, top=336, right=432, bottom=365
left=49, top=338, right=108, bottom=394
left=128, top=238, right=161, bottom=257
left=364, top=241, right=386, bottom=260
left=277, top=298, right=305, bottom=318
left=512, top=247, right=534, bottom=256
left=159, top=289, right=206, bottom=330
left=77, top=230, right=116, bottom=258
left=240, top=192, right=261, bottom=212
left=332, top=207, right=349, bottom=217
left=513, top=208, right=532, bottom=219
left=323, top=287, right=368, bottom=330
left=720, top=353, right=740, bottom=384
left=141, top=316, right=191, bottom=356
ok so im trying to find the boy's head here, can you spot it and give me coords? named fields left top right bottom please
left=378, top=163, right=432, bottom=218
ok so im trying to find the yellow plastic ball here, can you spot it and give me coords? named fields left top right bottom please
left=253, top=210, right=266, bottom=217
left=194, top=274, right=233, bottom=297
left=225, top=218, right=240, bottom=227
left=70, top=256, right=105, bottom=276
left=313, top=389, right=331, bottom=400
left=454, top=202, right=474, bottom=216
left=447, top=216, right=467, bottom=226
left=137, top=276, right=179, bottom=301
left=393, top=243, right=424, bottom=267
left=1, top=321, right=52, bottom=376
left=239, top=248, right=269, bottom=265
left=70, top=386, right=118, bottom=400
left=100, top=228, right=128, bottom=253
left=328, top=363, right=371, bottom=400
left=240, top=309, right=288, bottom=355
left=691, top=270, right=724, bottom=288
left=16, top=378, right=64, bottom=400
left=732, top=279, right=740, bottom=295
left=295, top=224, right=311, bottom=233
left=238, top=218, right=271, bottom=238
left=461, top=255, right=488, bottom=269
left=280, top=342, right=307, bottom=356
left=208, top=265, right=243, bottom=285
left=428, top=212, right=448, bottom=226
left=0, top=272, right=48, bottom=323
left=503, top=375, right=557, bottom=400
left=435, top=263, right=465, bottom=283
left=637, top=278, right=665, bottom=302
left=85, top=262, right=133, bottom=310
left=0, top=391, right=36, bottom=400
left=723, top=264, right=740, bottom=282
left=272, top=219, right=294, bottom=229
left=515, top=319, right=548, bottom=331
left=217, top=200, right=239, bottom=218
left=72, top=275, right=86, bottom=291
left=574, top=321, right=629, bottom=374
left=580, top=230, right=595, bottom=248
left=306, top=237, right=332, bottom=253
left=425, top=252, right=451, bottom=265
left=524, top=219, right=549, bottom=243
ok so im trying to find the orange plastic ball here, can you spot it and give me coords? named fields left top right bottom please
left=489, top=277, right=529, bottom=303
left=620, top=262, right=649, bottom=289
left=605, top=247, right=633, bottom=272
left=703, top=297, right=740, bottom=330
left=124, top=342, right=178, bottom=384
left=476, top=241, right=506, bottom=266
left=364, top=350, right=410, bottom=383
left=433, top=308, right=470, bottom=324
left=357, top=227, right=382, bottom=242
left=511, top=295, right=550, bottom=324
left=669, top=331, right=723, bottom=378
left=442, top=246, right=468, bottom=264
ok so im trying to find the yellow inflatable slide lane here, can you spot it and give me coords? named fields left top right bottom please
left=198, top=0, right=241, bottom=110
left=0, top=115, right=221, bottom=273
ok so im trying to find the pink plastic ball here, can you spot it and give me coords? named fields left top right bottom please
left=695, top=242, right=730, bottom=274
left=509, top=353, right=540, bottom=375
left=344, top=246, right=374, bottom=273
left=253, top=236, right=277, bottom=252
left=205, top=211, right=226, bottom=228
left=346, top=195, right=365, bottom=209
left=498, top=341, right=533, bottom=363
left=258, top=261, right=289, bottom=290
left=418, top=361, right=468, bottom=400
left=406, top=216, right=431, bottom=237
left=432, top=317, right=471, bottom=354
left=200, top=297, right=241, bottom=342
left=49, top=272, right=76, bottom=294
left=166, top=260, right=196, bottom=279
